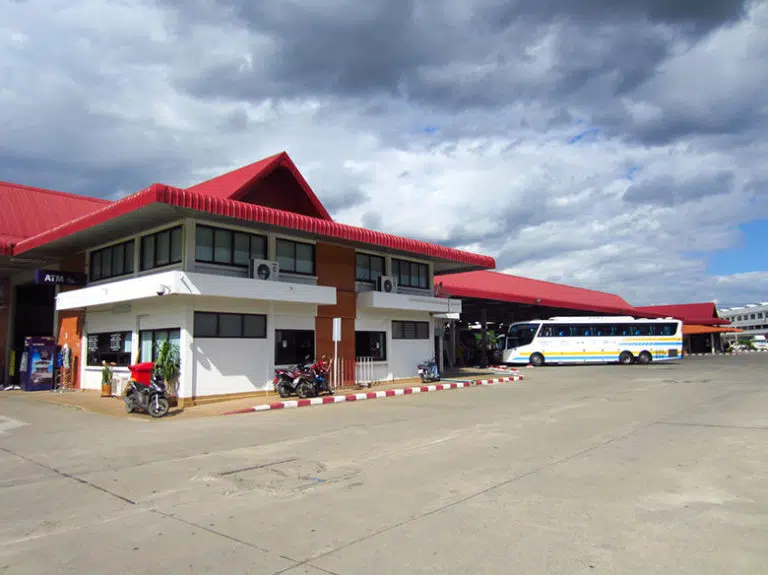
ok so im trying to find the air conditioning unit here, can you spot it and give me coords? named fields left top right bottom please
left=377, top=275, right=397, bottom=293
left=249, top=259, right=279, bottom=281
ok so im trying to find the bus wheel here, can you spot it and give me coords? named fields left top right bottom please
left=637, top=351, right=652, bottom=365
left=619, top=351, right=634, bottom=365
left=530, top=353, right=545, bottom=367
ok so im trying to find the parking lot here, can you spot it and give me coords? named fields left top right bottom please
left=1, top=354, right=766, bottom=574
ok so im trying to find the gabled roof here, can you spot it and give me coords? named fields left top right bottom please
left=13, top=184, right=495, bottom=269
left=434, top=271, right=638, bottom=315
left=186, top=152, right=333, bottom=221
left=634, top=303, right=730, bottom=325
left=0, top=181, right=110, bottom=255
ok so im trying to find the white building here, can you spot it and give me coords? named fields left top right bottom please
left=717, top=303, right=768, bottom=338
left=2, top=153, right=493, bottom=403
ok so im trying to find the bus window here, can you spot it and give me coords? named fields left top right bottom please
left=507, top=323, right=539, bottom=347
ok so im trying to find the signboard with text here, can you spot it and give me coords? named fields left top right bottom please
left=34, top=269, right=87, bottom=287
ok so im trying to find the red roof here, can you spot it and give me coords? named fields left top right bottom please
left=187, top=152, right=333, bottom=221
left=633, top=303, right=729, bottom=325
left=0, top=181, right=110, bottom=255
left=435, top=271, right=638, bottom=315
left=13, top=184, right=495, bottom=269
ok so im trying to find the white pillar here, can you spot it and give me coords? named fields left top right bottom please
left=710, top=333, right=716, bottom=354
left=438, top=321, right=445, bottom=374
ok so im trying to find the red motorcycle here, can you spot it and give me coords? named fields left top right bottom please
left=273, top=356, right=332, bottom=398
left=273, top=358, right=312, bottom=398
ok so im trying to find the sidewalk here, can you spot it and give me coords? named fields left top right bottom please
left=0, top=368, right=522, bottom=420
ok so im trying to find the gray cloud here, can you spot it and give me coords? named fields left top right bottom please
left=623, top=172, right=735, bottom=206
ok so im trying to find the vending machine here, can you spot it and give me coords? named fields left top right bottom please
left=20, top=336, right=56, bottom=391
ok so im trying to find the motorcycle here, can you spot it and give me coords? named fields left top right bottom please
left=273, top=358, right=313, bottom=398
left=417, top=358, right=440, bottom=383
left=124, top=362, right=170, bottom=418
left=294, top=357, right=332, bottom=399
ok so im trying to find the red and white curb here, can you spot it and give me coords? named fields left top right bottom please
left=223, top=376, right=524, bottom=415
left=489, top=365, right=523, bottom=372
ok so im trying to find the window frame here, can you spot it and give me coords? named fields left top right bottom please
left=355, top=331, right=387, bottom=361
left=89, top=240, right=135, bottom=282
left=140, top=225, right=184, bottom=272
left=195, top=224, right=268, bottom=268
left=275, top=238, right=316, bottom=276
left=274, top=329, right=316, bottom=365
left=138, top=328, right=181, bottom=363
left=391, top=320, right=430, bottom=340
left=355, top=252, right=386, bottom=283
left=391, top=258, right=430, bottom=289
left=86, top=331, right=133, bottom=367
left=193, top=311, right=267, bottom=339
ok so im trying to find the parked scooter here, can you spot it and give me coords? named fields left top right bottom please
left=294, top=357, right=332, bottom=399
left=273, top=358, right=313, bottom=398
left=417, top=358, right=440, bottom=383
left=124, top=362, right=170, bottom=418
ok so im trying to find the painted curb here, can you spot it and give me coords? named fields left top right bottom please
left=223, top=376, right=524, bottom=415
left=685, top=350, right=768, bottom=357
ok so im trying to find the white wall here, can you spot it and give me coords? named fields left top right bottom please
left=356, top=309, right=433, bottom=381
left=81, top=298, right=187, bottom=391
left=191, top=298, right=317, bottom=397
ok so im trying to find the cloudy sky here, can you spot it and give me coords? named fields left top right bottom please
left=1, top=0, right=767, bottom=307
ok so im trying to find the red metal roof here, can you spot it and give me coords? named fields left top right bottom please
left=0, top=181, right=110, bottom=255
left=633, top=303, right=730, bottom=325
left=186, top=152, right=333, bottom=221
left=435, top=271, right=639, bottom=315
left=13, top=184, right=495, bottom=269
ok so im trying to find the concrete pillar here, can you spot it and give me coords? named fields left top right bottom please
left=710, top=333, right=716, bottom=354
left=450, top=320, right=457, bottom=368
left=480, top=308, right=488, bottom=368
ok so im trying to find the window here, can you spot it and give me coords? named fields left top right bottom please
left=275, top=329, right=315, bottom=365
left=139, top=328, right=181, bottom=362
left=140, top=226, right=183, bottom=271
left=355, top=331, right=387, bottom=361
left=758, top=313, right=764, bottom=319
left=276, top=239, right=315, bottom=275
left=86, top=332, right=132, bottom=366
left=355, top=253, right=385, bottom=283
left=391, top=259, right=429, bottom=289
left=193, top=312, right=267, bottom=338
left=89, top=240, right=135, bottom=282
left=195, top=225, right=267, bottom=267
left=392, top=320, right=429, bottom=340
left=750, top=313, right=756, bottom=320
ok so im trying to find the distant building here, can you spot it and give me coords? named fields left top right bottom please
left=717, top=303, right=768, bottom=338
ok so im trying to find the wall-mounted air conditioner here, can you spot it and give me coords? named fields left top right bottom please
left=249, top=259, right=279, bottom=281
left=377, top=275, right=397, bottom=293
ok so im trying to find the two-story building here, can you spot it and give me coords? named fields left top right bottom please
left=1, top=152, right=494, bottom=403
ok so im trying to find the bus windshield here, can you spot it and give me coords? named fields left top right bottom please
left=507, top=323, right=539, bottom=348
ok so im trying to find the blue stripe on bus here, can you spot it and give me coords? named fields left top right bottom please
left=508, top=354, right=682, bottom=363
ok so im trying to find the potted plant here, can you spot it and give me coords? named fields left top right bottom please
left=101, top=361, right=114, bottom=397
left=154, top=340, right=180, bottom=402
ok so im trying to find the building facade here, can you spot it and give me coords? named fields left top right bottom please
left=1, top=153, right=493, bottom=401
left=717, top=303, right=768, bottom=338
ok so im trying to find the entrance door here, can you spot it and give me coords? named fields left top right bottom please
left=11, top=284, right=56, bottom=386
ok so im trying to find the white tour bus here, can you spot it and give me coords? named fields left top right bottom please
left=500, top=316, right=683, bottom=366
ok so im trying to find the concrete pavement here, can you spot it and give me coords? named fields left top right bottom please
left=1, top=355, right=766, bottom=574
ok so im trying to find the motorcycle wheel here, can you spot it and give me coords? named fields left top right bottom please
left=147, top=397, right=170, bottom=418
left=296, top=382, right=313, bottom=399
left=124, top=399, right=134, bottom=413
left=276, top=381, right=292, bottom=398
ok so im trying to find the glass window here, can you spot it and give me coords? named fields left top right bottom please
left=141, top=235, right=155, bottom=271
left=218, top=314, right=242, bottom=337
left=233, top=233, right=250, bottom=266
left=392, top=321, right=430, bottom=340
left=243, top=314, right=267, bottom=338
left=138, top=328, right=181, bottom=362
left=193, top=312, right=218, bottom=337
left=214, top=229, right=233, bottom=264
left=392, top=259, right=429, bottom=289
left=196, top=225, right=267, bottom=267
left=355, top=331, right=387, bottom=361
left=86, top=332, right=132, bottom=366
left=276, top=239, right=316, bottom=275
left=356, top=253, right=386, bottom=282
left=156, top=229, right=171, bottom=267
left=89, top=240, right=135, bottom=282
left=112, top=243, right=125, bottom=277
left=193, top=312, right=267, bottom=338
left=250, top=235, right=267, bottom=260
left=275, top=329, right=315, bottom=365
left=170, top=227, right=183, bottom=263
left=195, top=226, right=214, bottom=261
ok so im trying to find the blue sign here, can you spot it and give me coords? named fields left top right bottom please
left=34, top=268, right=87, bottom=287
